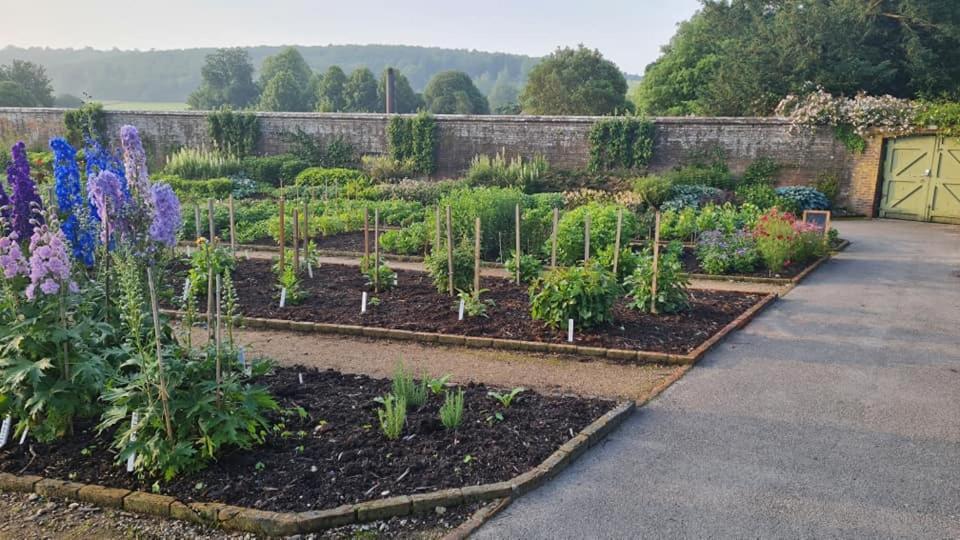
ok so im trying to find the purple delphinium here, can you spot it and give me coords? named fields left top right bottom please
left=6, top=142, right=44, bottom=240
left=0, top=182, right=9, bottom=228
left=148, top=183, right=181, bottom=247
left=25, top=220, right=77, bottom=301
left=87, top=170, right=127, bottom=244
left=84, top=137, right=127, bottom=224
left=120, top=125, right=150, bottom=202
left=0, top=231, right=28, bottom=279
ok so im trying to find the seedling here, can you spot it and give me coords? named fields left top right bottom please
left=488, top=387, right=525, bottom=408
left=391, top=362, right=427, bottom=409
left=377, top=394, right=406, bottom=440
left=425, top=374, right=452, bottom=395
left=254, top=461, right=266, bottom=472
left=439, top=389, right=465, bottom=430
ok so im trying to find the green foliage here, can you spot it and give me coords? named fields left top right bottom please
left=360, top=256, right=397, bottom=291
left=661, top=184, right=725, bottom=212
left=736, top=184, right=781, bottom=210
left=775, top=186, right=830, bottom=211
left=344, top=68, right=380, bottom=113
left=632, top=176, right=674, bottom=209
left=63, top=102, right=107, bottom=146
left=834, top=124, right=867, bottom=154
left=456, top=288, right=495, bottom=319
left=425, top=374, right=451, bottom=395
left=436, top=187, right=524, bottom=260
left=378, top=222, right=428, bottom=255
left=814, top=173, right=841, bottom=207
left=240, top=154, right=309, bottom=186
left=505, top=252, right=543, bottom=284
left=187, top=242, right=236, bottom=298
left=316, top=66, right=347, bottom=112
left=377, top=394, right=407, bottom=441
left=624, top=242, right=690, bottom=314
left=294, top=167, right=365, bottom=188
left=163, top=175, right=234, bottom=200
left=361, top=155, right=418, bottom=182
left=554, top=203, right=639, bottom=266
left=0, top=59, right=54, bottom=107
left=164, top=148, right=242, bottom=180
left=386, top=112, right=438, bottom=175
left=391, top=363, right=427, bottom=409
left=588, top=117, right=655, bottom=171
left=596, top=244, right=641, bottom=283
left=696, top=230, right=760, bottom=275
left=276, top=265, right=307, bottom=305
left=439, top=389, right=465, bottom=430
left=0, top=80, right=35, bottom=107
left=466, top=152, right=548, bottom=192
left=529, top=261, right=620, bottom=329
left=207, top=110, right=260, bottom=158
left=378, top=68, right=423, bottom=113
left=916, top=101, right=960, bottom=138
left=188, top=48, right=259, bottom=110
left=423, top=71, right=489, bottom=114
left=257, top=47, right=315, bottom=112
left=521, top=45, right=630, bottom=115
left=424, top=241, right=474, bottom=294
left=663, top=163, right=734, bottom=191
left=488, top=387, right=524, bottom=408
left=742, top=157, right=780, bottom=185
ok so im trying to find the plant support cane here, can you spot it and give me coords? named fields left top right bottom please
left=215, top=274, right=223, bottom=407
left=278, top=189, right=286, bottom=275
left=228, top=194, right=237, bottom=255
left=363, top=207, right=369, bottom=261
left=146, top=267, right=175, bottom=441
left=374, top=208, right=381, bottom=293
left=613, top=208, right=623, bottom=276
left=651, top=210, right=661, bottom=315
left=551, top=207, right=559, bottom=270
left=446, top=205, right=454, bottom=296
left=515, top=203, right=521, bottom=285
left=293, top=208, right=300, bottom=274
left=474, top=217, right=481, bottom=293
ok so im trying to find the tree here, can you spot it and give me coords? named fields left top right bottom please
left=316, top=66, right=346, bottom=112
left=0, top=81, right=35, bottom=107
left=378, top=68, right=423, bottom=113
left=257, top=47, right=315, bottom=111
left=634, top=0, right=960, bottom=116
left=188, top=48, right=259, bottom=110
left=519, top=45, right=629, bottom=116
left=54, top=93, right=84, bottom=108
left=423, top=71, right=489, bottom=114
left=343, top=68, right=380, bottom=112
left=488, top=74, right=520, bottom=114
left=0, top=60, right=53, bottom=107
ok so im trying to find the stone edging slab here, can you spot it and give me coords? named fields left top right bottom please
left=0, top=401, right=633, bottom=536
left=162, top=292, right=776, bottom=366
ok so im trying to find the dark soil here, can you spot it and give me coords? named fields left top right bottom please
left=0, top=367, right=611, bottom=514
left=248, top=229, right=410, bottom=254
left=172, top=259, right=763, bottom=355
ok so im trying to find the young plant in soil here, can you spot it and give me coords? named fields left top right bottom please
left=439, top=389, right=465, bottom=430
left=376, top=393, right=406, bottom=440
left=391, top=362, right=428, bottom=409
left=488, top=387, right=525, bottom=408
left=625, top=241, right=690, bottom=315
left=455, top=288, right=495, bottom=318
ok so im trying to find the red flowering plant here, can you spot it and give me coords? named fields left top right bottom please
left=753, top=208, right=828, bottom=272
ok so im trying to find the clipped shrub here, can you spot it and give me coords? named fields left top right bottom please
left=161, top=175, right=234, bottom=200
left=240, top=154, right=310, bottom=186
left=775, top=186, right=830, bottom=211
left=624, top=241, right=690, bottom=314
left=553, top=203, right=639, bottom=266
left=294, top=167, right=366, bottom=187
left=424, top=240, right=475, bottom=293
left=663, top=163, right=734, bottom=190
left=529, top=261, right=620, bottom=329
left=742, top=157, right=781, bottom=185
left=632, top=176, right=674, bottom=209
left=588, top=117, right=655, bottom=171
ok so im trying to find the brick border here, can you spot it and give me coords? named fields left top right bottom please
left=0, top=401, right=633, bottom=536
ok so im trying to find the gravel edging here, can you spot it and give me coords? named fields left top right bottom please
left=0, top=401, right=634, bottom=536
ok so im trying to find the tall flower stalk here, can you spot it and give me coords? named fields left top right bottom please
left=6, top=142, right=43, bottom=240
left=51, top=137, right=96, bottom=267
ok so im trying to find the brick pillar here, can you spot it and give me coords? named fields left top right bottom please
left=846, top=135, right=884, bottom=217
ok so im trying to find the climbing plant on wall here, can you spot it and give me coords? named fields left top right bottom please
left=207, top=109, right=261, bottom=158
left=387, top=111, right=437, bottom=174
left=588, top=117, right=654, bottom=171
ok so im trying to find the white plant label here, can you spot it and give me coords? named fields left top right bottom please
left=298, top=373, right=304, bottom=385
left=186, top=246, right=192, bottom=257
left=279, top=287, right=287, bottom=308
left=237, top=346, right=246, bottom=369
left=240, top=347, right=252, bottom=377
left=181, top=278, right=191, bottom=303
left=393, top=275, right=398, bottom=287
left=126, top=412, right=139, bottom=473
left=19, top=425, right=28, bottom=445
left=245, top=250, right=251, bottom=260
left=307, top=262, right=314, bottom=279
left=567, top=319, right=575, bottom=343
left=458, top=299, right=465, bottom=321
left=361, top=292, right=368, bottom=314
left=0, top=415, right=11, bottom=448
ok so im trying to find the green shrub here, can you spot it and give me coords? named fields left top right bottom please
left=624, top=241, right=690, bottom=314
left=294, top=167, right=366, bottom=187
left=588, top=117, right=655, bottom=171
left=554, top=203, right=639, bottom=266
left=207, top=110, right=260, bottom=158
left=632, top=176, right=674, bottom=209
left=661, top=184, right=725, bottom=212
left=436, top=187, right=524, bottom=260
left=387, top=112, right=437, bottom=174
left=379, top=222, right=428, bottom=255
left=663, top=164, right=734, bottom=190
left=814, top=173, right=841, bottom=206
left=529, top=261, right=620, bottom=329
left=424, top=241, right=475, bottom=293
left=504, top=252, right=543, bottom=283
left=361, top=155, right=418, bottom=181
left=240, top=154, right=310, bottom=186
left=696, top=230, right=760, bottom=275
left=596, top=244, right=641, bottom=283
left=775, top=186, right=830, bottom=211
left=64, top=102, right=107, bottom=146
left=742, top=157, right=780, bottom=185
left=164, top=148, right=242, bottom=180
left=736, top=183, right=780, bottom=210
left=162, top=175, right=234, bottom=200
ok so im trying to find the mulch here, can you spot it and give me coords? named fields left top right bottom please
left=0, top=367, right=612, bottom=514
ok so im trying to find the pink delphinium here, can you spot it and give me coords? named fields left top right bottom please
left=0, top=231, right=28, bottom=279
left=25, top=221, right=77, bottom=301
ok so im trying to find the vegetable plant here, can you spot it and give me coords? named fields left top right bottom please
left=529, top=261, right=620, bottom=329
left=624, top=241, right=690, bottom=314
left=455, top=288, right=495, bottom=318
left=376, top=393, right=406, bottom=440
left=439, top=389, right=465, bottom=430
left=504, top=251, right=542, bottom=283
left=488, top=387, right=524, bottom=408
left=391, top=363, right=427, bottom=409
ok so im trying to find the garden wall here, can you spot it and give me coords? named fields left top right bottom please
left=0, top=108, right=866, bottom=212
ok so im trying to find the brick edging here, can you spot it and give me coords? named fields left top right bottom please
left=0, top=401, right=634, bottom=536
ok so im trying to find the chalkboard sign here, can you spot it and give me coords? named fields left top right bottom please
left=802, top=210, right=831, bottom=236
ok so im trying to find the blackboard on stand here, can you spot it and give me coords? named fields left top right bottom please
left=802, top=210, right=831, bottom=236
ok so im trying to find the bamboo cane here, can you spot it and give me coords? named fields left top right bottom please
left=214, top=274, right=222, bottom=407
left=145, top=267, right=175, bottom=441
left=651, top=210, right=661, bottom=315
left=613, top=208, right=623, bottom=276
left=474, top=217, right=481, bottom=293
left=293, top=209, right=300, bottom=274
left=228, top=195, right=236, bottom=254
left=514, top=204, right=521, bottom=285
left=551, top=207, right=559, bottom=270
left=374, top=209, right=381, bottom=293
left=446, top=205, right=454, bottom=296
left=278, top=192, right=286, bottom=274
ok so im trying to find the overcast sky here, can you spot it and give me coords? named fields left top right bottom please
left=3, top=0, right=701, bottom=74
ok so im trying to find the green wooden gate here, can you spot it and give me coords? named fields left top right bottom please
left=881, top=135, right=960, bottom=223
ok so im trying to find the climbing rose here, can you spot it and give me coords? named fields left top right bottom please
left=148, top=183, right=181, bottom=247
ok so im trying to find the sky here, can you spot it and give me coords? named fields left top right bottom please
left=2, top=0, right=701, bottom=74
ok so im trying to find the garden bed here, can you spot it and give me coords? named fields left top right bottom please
left=0, top=367, right=614, bottom=517
left=172, top=259, right=767, bottom=357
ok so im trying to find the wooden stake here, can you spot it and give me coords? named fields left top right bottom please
left=228, top=195, right=236, bottom=254
left=514, top=204, right=521, bottom=285
left=613, top=208, right=623, bottom=277
left=145, top=267, right=174, bottom=441
left=293, top=208, right=300, bottom=273
left=278, top=193, right=286, bottom=274
left=584, top=213, right=591, bottom=262
left=374, top=209, right=381, bottom=293
left=206, top=242, right=214, bottom=343
left=651, top=210, right=661, bottom=315
left=474, top=217, right=481, bottom=293
left=446, top=205, right=454, bottom=296
left=551, top=207, right=559, bottom=270
left=303, top=198, right=310, bottom=250
left=214, top=274, right=222, bottom=407
left=207, top=198, right=215, bottom=243
left=434, top=206, right=442, bottom=253
left=194, top=203, right=201, bottom=241
left=363, top=207, right=370, bottom=262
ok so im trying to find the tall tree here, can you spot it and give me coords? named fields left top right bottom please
left=423, top=71, right=489, bottom=114
left=0, top=60, right=54, bottom=107
left=378, top=68, right=423, bottom=113
left=634, top=0, right=960, bottom=116
left=343, top=68, right=380, bottom=112
left=0, top=81, right=35, bottom=107
left=257, top=47, right=315, bottom=111
left=519, top=45, right=629, bottom=116
left=488, top=72, right=520, bottom=114
left=188, top=48, right=259, bottom=110
left=316, top=66, right=348, bottom=112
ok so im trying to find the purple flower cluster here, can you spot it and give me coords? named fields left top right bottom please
left=120, top=125, right=150, bottom=202
left=0, top=231, right=27, bottom=279
left=25, top=222, right=76, bottom=301
left=87, top=170, right=127, bottom=244
left=6, top=142, right=43, bottom=240
left=84, top=137, right=127, bottom=216
left=148, top=183, right=181, bottom=247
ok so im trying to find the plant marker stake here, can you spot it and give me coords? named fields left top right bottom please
left=363, top=208, right=370, bottom=261
left=207, top=198, right=216, bottom=242
left=307, top=262, right=314, bottom=279
left=182, top=277, right=191, bottom=304
left=515, top=204, right=521, bottom=285
left=474, top=217, right=481, bottom=293
left=126, top=412, right=139, bottom=473
left=0, top=415, right=11, bottom=448
left=279, top=287, right=287, bottom=308
left=446, top=205, right=454, bottom=296
left=293, top=208, right=301, bottom=273
left=245, top=250, right=251, bottom=260
left=361, top=292, right=368, bottom=314
left=393, top=274, right=398, bottom=287
left=299, top=372, right=304, bottom=385
left=613, top=208, right=623, bottom=276
left=186, top=245, right=192, bottom=257
left=551, top=207, right=559, bottom=270
left=568, top=319, right=574, bottom=343
left=458, top=299, right=465, bottom=321
left=19, top=425, right=28, bottom=446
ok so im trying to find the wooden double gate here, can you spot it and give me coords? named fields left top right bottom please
left=880, top=136, right=960, bottom=223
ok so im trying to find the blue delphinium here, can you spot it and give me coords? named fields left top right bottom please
left=84, top=136, right=127, bottom=223
left=50, top=137, right=96, bottom=266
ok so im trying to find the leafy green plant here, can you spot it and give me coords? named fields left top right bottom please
left=742, top=157, right=780, bottom=185
left=529, top=261, right=620, bottom=329
left=187, top=240, right=235, bottom=297
left=360, top=256, right=397, bottom=291
left=391, top=363, right=427, bottom=409
left=553, top=203, right=639, bottom=266
left=775, top=186, right=830, bottom=211
left=294, top=167, right=366, bottom=188
left=504, top=251, right=542, bottom=283
left=361, top=155, right=418, bottom=181
left=439, top=389, right=465, bottom=430
left=63, top=102, right=107, bottom=146
left=425, top=374, right=451, bottom=395
left=696, top=230, right=760, bottom=275
left=376, top=393, right=406, bottom=440
left=624, top=241, right=690, bottom=314
left=632, top=176, right=674, bottom=209
left=164, top=148, right=242, bottom=180
left=207, top=110, right=260, bottom=158
left=276, top=265, right=307, bottom=305
left=455, top=288, right=495, bottom=318
left=424, top=241, right=474, bottom=294
left=387, top=112, right=437, bottom=174
left=466, top=152, right=548, bottom=192
left=588, top=117, right=655, bottom=171
left=814, top=173, right=841, bottom=206
left=488, top=387, right=524, bottom=408
left=378, top=222, right=428, bottom=255
left=596, top=244, right=641, bottom=283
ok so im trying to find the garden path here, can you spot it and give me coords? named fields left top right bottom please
left=475, top=219, right=960, bottom=539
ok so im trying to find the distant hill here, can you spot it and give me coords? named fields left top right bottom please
left=0, top=44, right=546, bottom=103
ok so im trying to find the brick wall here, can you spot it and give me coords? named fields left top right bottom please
left=0, top=107, right=871, bottom=212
